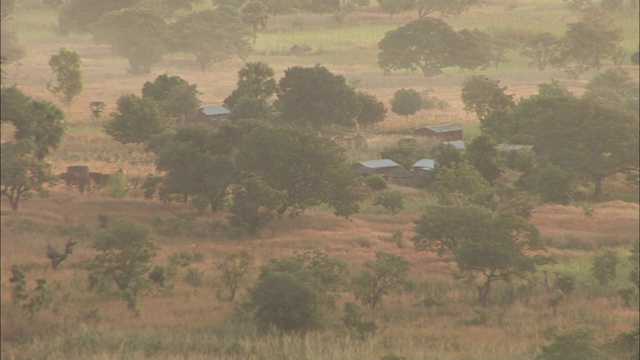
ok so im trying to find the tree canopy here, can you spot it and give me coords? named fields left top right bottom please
left=47, top=48, right=83, bottom=115
left=1, top=139, right=53, bottom=211
left=104, top=94, right=170, bottom=145
left=141, top=74, right=202, bottom=123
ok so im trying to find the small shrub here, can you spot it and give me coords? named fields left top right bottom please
left=154, top=216, right=194, bottom=237
left=168, top=251, right=194, bottom=267
left=554, top=273, right=576, bottom=295
left=372, top=190, right=404, bottom=214
left=365, top=175, right=387, bottom=191
left=184, top=266, right=204, bottom=287
left=98, top=214, right=109, bottom=229
left=9, top=265, right=29, bottom=305
left=591, top=248, right=618, bottom=285
left=351, top=252, right=410, bottom=309
left=459, top=309, right=490, bottom=326
left=342, top=302, right=378, bottom=339
left=216, top=251, right=254, bottom=301
left=536, top=328, right=600, bottom=360
left=106, top=171, right=130, bottom=199
left=149, top=264, right=177, bottom=289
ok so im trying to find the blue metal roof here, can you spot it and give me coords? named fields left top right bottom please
left=202, top=105, right=230, bottom=116
left=423, top=124, right=462, bottom=133
left=412, top=159, right=436, bottom=170
left=358, top=159, right=401, bottom=169
left=442, top=140, right=465, bottom=150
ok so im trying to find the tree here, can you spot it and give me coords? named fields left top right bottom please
left=454, top=28, right=492, bottom=71
left=440, top=0, right=484, bottom=16
left=57, top=0, right=137, bottom=35
left=87, top=221, right=157, bottom=315
left=536, top=328, right=600, bottom=360
left=431, top=162, right=491, bottom=206
left=412, top=0, right=448, bottom=18
left=235, top=124, right=364, bottom=217
left=170, top=9, right=251, bottom=72
left=216, top=250, right=254, bottom=301
left=558, top=6, right=623, bottom=79
left=277, top=65, right=359, bottom=129
left=0, top=28, right=26, bottom=64
left=378, top=18, right=460, bottom=77
left=516, top=163, right=576, bottom=205
left=47, top=48, right=83, bottom=116
left=224, top=62, right=277, bottom=110
left=141, top=74, right=202, bottom=123
left=228, top=96, right=273, bottom=121
left=351, top=252, right=410, bottom=309
left=92, top=8, right=169, bottom=74
left=413, top=205, right=545, bottom=306
left=461, top=75, right=515, bottom=121
left=249, top=250, right=348, bottom=332
left=534, top=97, right=639, bottom=200
left=520, top=32, right=562, bottom=71
left=1, top=140, right=52, bottom=211
left=12, top=98, right=66, bottom=160
left=355, top=91, right=386, bottom=128
left=583, top=68, right=639, bottom=115
left=465, top=134, right=505, bottom=184
left=228, top=176, right=286, bottom=234
left=591, top=248, right=619, bottom=285
left=104, top=94, right=170, bottom=145
left=391, top=88, right=422, bottom=118
left=380, top=137, right=427, bottom=169
left=372, top=190, right=405, bottom=214
left=242, top=1, right=269, bottom=45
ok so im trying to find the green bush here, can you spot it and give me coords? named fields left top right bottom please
left=365, top=174, right=387, bottom=191
left=106, top=170, right=130, bottom=199
left=372, top=190, right=404, bottom=214
left=591, top=248, right=618, bottom=286
left=536, top=328, right=600, bottom=360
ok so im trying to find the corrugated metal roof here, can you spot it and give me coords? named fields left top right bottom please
left=424, top=124, right=462, bottom=133
left=202, top=105, right=230, bottom=116
left=412, top=159, right=436, bottom=170
left=442, top=140, right=465, bottom=150
left=496, top=144, right=533, bottom=152
left=358, top=159, right=401, bottom=169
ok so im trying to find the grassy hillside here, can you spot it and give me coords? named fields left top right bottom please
left=1, top=1, right=639, bottom=359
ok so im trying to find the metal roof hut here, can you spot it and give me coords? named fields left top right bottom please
left=199, top=105, right=230, bottom=126
left=413, top=124, right=463, bottom=141
left=354, top=159, right=412, bottom=180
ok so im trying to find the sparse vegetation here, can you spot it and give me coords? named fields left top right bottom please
left=1, top=1, right=638, bottom=359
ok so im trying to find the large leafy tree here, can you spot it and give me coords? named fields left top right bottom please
left=465, top=134, right=505, bottom=184
left=47, top=48, right=83, bottom=116
left=583, top=68, right=639, bottom=114
left=534, top=97, right=638, bottom=200
left=235, top=124, right=363, bottom=217
left=520, top=32, right=562, bottom=71
left=224, top=62, right=277, bottom=110
left=557, top=6, right=623, bottom=79
left=351, top=251, right=410, bottom=309
left=355, top=91, right=386, bottom=128
left=461, top=75, right=515, bottom=122
left=141, top=74, right=202, bottom=123
left=241, top=1, right=269, bottom=45
left=170, top=8, right=251, bottom=72
left=391, top=88, right=422, bottom=118
left=104, top=94, right=170, bottom=145
left=413, top=205, right=545, bottom=306
left=277, top=65, right=359, bottom=129
left=1, top=140, right=53, bottom=211
left=228, top=176, right=286, bottom=234
left=57, top=0, right=135, bottom=35
left=92, top=8, right=169, bottom=74
left=378, top=18, right=488, bottom=76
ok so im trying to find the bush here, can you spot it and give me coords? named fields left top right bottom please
left=351, top=251, right=410, bottom=309
left=106, top=170, right=130, bottom=199
left=391, top=88, right=422, bottom=117
left=365, top=174, right=387, bottom=191
left=249, top=250, right=347, bottom=333
left=591, top=248, right=618, bottom=285
left=372, top=190, right=404, bottom=214
left=537, top=328, right=600, bottom=360
left=216, top=251, right=254, bottom=301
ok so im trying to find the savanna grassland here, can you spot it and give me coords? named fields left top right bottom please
left=1, top=1, right=639, bottom=359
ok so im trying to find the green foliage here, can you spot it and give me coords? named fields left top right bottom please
left=351, top=251, right=410, bottom=309
left=431, top=162, right=490, bottom=207
left=216, top=250, right=254, bottom=301
left=377, top=0, right=414, bottom=16
left=372, top=190, right=404, bottom=214
left=57, top=0, right=134, bottom=35
left=0, top=27, right=26, bottom=64
left=629, top=241, right=639, bottom=289
left=583, top=68, right=639, bottom=115
left=277, top=64, right=359, bottom=129
left=520, top=32, right=562, bottom=71
left=87, top=221, right=157, bottom=315
left=141, top=74, right=202, bottom=122
left=537, top=328, right=600, bottom=360
left=249, top=250, right=347, bottom=332
left=365, top=174, right=387, bottom=191
left=106, top=170, right=130, bottom=199
left=90, top=101, right=106, bottom=120
left=390, top=88, right=422, bottom=117
left=355, top=91, right=387, bottom=128
left=184, top=266, right=205, bottom=287
left=149, top=264, right=177, bottom=289
left=104, top=94, right=170, bottom=145
left=590, top=248, right=619, bottom=285
left=9, top=267, right=53, bottom=314
left=228, top=176, right=286, bottom=234
left=465, top=134, right=505, bottom=184
left=9, top=265, right=28, bottom=305
left=241, top=1, right=269, bottom=44
left=1, top=139, right=53, bottom=211
left=413, top=206, right=544, bottom=306
left=170, top=9, right=251, bottom=72
left=378, top=18, right=488, bottom=76
left=342, top=301, right=378, bottom=339
left=47, top=48, right=83, bottom=112
left=461, top=75, right=515, bottom=121
left=554, top=272, right=576, bottom=295
left=93, top=8, right=169, bottom=74
left=380, top=137, right=427, bottom=169
left=517, top=163, right=576, bottom=205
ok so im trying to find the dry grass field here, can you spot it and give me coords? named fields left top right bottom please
left=1, top=1, right=639, bottom=359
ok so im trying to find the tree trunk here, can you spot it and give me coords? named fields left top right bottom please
left=477, top=277, right=492, bottom=307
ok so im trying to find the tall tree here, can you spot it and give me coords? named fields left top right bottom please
left=170, top=8, right=251, bottom=72
left=461, top=75, right=515, bottom=121
left=47, top=48, right=83, bottom=117
left=277, top=65, right=359, bottom=129
left=534, top=97, right=639, bottom=200
left=413, top=205, right=545, bottom=306
left=520, top=32, right=562, bottom=71
left=92, top=8, right=168, bottom=74
left=1, top=139, right=53, bottom=211
left=558, top=6, right=623, bottom=79
left=465, top=134, right=505, bottom=184
left=104, top=94, right=170, bottom=145
left=391, top=88, right=422, bottom=118
left=241, top=1, right=269, bottom=45
left=583, top=68, right=639, bottom=115
left=141, top=74, right=202, bottom=124
left=355, top=91, right=387, bottom=128
left=235, top=124, right=363, bottom=217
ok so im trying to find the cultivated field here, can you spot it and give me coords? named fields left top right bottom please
left=1, top=1, right=639, bottom=359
